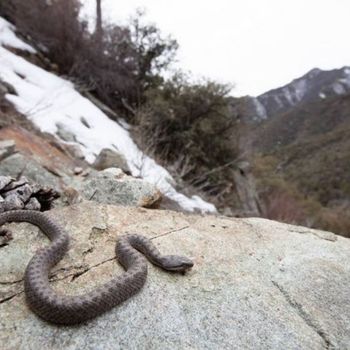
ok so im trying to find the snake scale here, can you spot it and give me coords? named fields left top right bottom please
left=0, top=210, right=193, bottom=325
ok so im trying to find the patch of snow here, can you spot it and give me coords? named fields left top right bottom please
left=332, top=82, right=346, bottom=95
left=278, top=79, right=307, bottom=107
left=0, top=18, right=36, bottom=53
left=272, top=95, right=284, bottom=109
left=281, top=88, right=294, bottom=105
left=251, top=97, right=267, bottom=120
left=0, top=19, right=216, bottom=213
left=291, top=79, right=307, bottom=102
left=339, top=77, right=350, bottom=89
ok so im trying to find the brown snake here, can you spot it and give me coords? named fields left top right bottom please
left=0, top=210, right=193, bottom=325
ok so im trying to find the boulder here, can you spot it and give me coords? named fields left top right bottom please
left=79, top=168, right=162, bottom=208
left=0, top=202, right=349, bottom=349
left=92, top=148, right=131, bottom=174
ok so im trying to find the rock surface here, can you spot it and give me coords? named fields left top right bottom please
left=0, top=153, right=61, bottom=189
left=79, top=168, right=162, bottom=208
left=0, top=140, right=16, bottom=161
left=0, top=202, right=349, bottom=349
left=0, top=126, right=87, bottom=170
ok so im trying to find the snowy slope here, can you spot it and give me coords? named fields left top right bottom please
left=0, top=17, right=216, bottom=213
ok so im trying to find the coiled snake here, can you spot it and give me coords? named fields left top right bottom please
left=0, top=210, right=193, bottom=325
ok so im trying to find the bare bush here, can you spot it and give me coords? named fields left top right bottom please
left=316, top=206, right=350, bottom=238
left=263, top=190, right=307, bottom=224
left=1, top=0, right=85, bottom=67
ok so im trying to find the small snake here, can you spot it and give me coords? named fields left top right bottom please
left=0, top=210, right=193, bottom=325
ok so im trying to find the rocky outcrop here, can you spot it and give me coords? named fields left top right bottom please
left=0, top=153, right=63, bottom=189
left=0, top=126, right=85, bottom=182
left=78, top=168, right=162, bottom=208
left=0, top=202, right=349, bottom=349
left=0, top=129, right=162, bottom=210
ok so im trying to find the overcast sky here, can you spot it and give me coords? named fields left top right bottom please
left=83, top=0, right=350, bottom=96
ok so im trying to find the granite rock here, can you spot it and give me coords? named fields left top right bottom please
left=0, top=139, right=16, bottom=161
left=79, top=168, right=162, bottom=208
left=0, top=153, right=60, bottom=189
left=0, top=202, right=349, bottom=349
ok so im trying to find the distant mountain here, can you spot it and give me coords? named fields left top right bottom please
left=246, top=67, right=350, bottom=228
left=242, top=66, right=350, bottom=122
left=254, top=92, right=350, bottom=152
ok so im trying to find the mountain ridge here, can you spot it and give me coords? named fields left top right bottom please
left=242, top=66, right=350, bottom=122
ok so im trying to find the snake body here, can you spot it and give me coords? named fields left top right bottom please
left=0, top=210, right=193, bottom=325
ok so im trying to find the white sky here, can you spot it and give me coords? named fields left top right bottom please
left=83, top=0, right=350, bottom=96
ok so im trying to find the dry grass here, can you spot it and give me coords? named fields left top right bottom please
left=315, top=207, right=350, bottom=238
left=262, top=190, right=307, bottom=225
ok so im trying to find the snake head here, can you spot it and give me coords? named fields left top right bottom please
left=160, top=255, right=194, bottom=272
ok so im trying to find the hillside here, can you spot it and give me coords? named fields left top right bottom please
left=0, top=6, right=348, bottom=236
left=253, top=92, right=350, bottom=152
left=0, top=1, right=250, bottom=216
left=0, top=4, right=349, bottom=350
left=252, top=82, right=350, bottom=207
left=0, top=16, right=216, bottom=213
left=242, top=71, right=350, bottom=236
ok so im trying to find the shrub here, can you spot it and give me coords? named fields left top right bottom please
left=0, top=1, right=178, bottom=119
left=316, top=206, right=350, bottom=238
left=134, top=73, right=240, bottom=200
left=262, top=189, right=307, bottom=224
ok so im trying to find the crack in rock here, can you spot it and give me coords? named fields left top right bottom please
left=48, top=264, right=88, bottom=282
left=272, top=280, right=333, bottom=349
left=0, top=290, right=24, bottom=304
left=69, top=256, right=115, bottom=282
left=0, top=278, right=23, bottom=285
left=0, top=258, right=117, bottom=304
left=151, top=225, right=190, bottom=240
